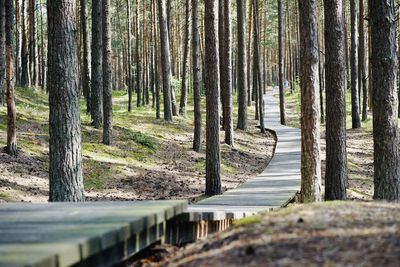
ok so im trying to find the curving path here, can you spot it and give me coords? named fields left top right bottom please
left=185, top=87, right=301, bottom=221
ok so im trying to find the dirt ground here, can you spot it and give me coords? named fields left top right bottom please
left=0, top=122, right=275, bottom=203
left=134, top=202, right=400, bottom=267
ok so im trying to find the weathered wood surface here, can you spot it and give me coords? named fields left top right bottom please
left=0, top=200, right=187, bottom=267
left=186, top=88, right=301, bottom=221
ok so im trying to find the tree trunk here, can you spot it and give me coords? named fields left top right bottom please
left=5, top=0, right=17, bottom=156
left=127, top=0, right=133, bottom=112
left=222, top=0, right=233, bottom=145
left=324, top=0, right=348, bottom=200
left=21, top=0, right=30, bottom=87
left=253, top=0, right=264, bottom=133
left=298, top=0, right=321, bottom=203
left=0, top=0, right=5, bottom=106
left=91, top=0, right=103, bottom=128
left=102, top=0, right=112, bottom=145
left=157, top=0, right=173, bottom=122
left=205, top=0, right=221, bottom=196
left=350, top=0, right=361, bottom=128
left=192, top=0, right=202, bottom=152
left=370, top=0, right=400, bottom=200
left=278, top=0, right=286, bottom=125
left=28, top=0, right=37, bottom=86
left=47, top=0, right=84, bottom=201
left=359, top=0, right=368, bottom=121
left=136, top=0, right=141, bottom=107
left=15, top=0, right=20, bottom=87
left=179, top=0, right=190, bottom=115
left=236, top=0, right=248, bottom=131
left=80, top=0, right=91, bottom=113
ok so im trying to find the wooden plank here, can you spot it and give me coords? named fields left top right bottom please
left=0, top=200, right=187, bottom=267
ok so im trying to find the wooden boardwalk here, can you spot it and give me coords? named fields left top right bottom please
left=0, top=201, right=186, bottom=267
left=0, top=88, right=301, bottom=266
left=185, top=87, right=301, bottom=221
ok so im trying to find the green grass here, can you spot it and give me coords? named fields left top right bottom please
left=0, top=192, right=16, bottom=202
left=0, top=85, right=258, bottom=192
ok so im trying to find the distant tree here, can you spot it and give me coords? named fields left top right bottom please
left=91, top=0, right=103, bottom=129
left=298, top=0, right=322, bottom=202
left=278, top=0, right=286, bottom=125
left=370, top=0, right=400, bottom=200
left=192, top=0, right=202, bottom=152
left=5, top=0, right=17, bottom=156
left=127, top=0, right=133, bottom=112
left=236, top=0, right=248, bottom=131
left=157, top=0, right=173, bottom=122
left=253, top=0, right=265, bottom=133
left=350, top=0, right=361, bottom=128
left=179, top=0, right=190, bottom=115
left=0, top=0, right=5, bottom=105
left=28, top=0, right=38, bottom=86
left=324, top=0, right=347, bottom=200
left=80, top=0, right=91, bottom=113
left=102, top=0, right=112, bottom=145
left=205, top=0, right=221, bottom=196
left=21, top=0, right=30, bottom=88
left=136, top=0, right=141, bottom=107
left=48, top=0, right=84, bottom=201
left=359, top=0, right=368, bottom=121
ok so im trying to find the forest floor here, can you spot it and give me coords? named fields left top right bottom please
left=284, top=87, right=374, bottom=200
left=136, top=201, right=400, bottom=267
left=0, top=87, right=275, bottom=203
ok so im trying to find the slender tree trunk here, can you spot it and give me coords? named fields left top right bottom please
left=0, top=0, right=5, bottom=106
left=102, top=0, right=112, bottom=145
left=324, top=0, right=348, bottom=200
left=192, top=0, right=202, bottom=152
left=278, top=0, right=286, bottom=125
left=222, top=0, right=233, bottom=145
left=48, top=0, right=84, bottom=201
left=253, top=0, right=264, bottom=133
left=179, top=0, right=190, bottom=115
left=127, top=0, right=133, bottom=112
left=28, top=0, right=37, bottom=86
left=15, top=0, right=20, bottom=87
left=80, top=0, right=91, bottom=113
left=21, top=0, right=30, bottom=87
left=91, top=0, right=103, bottom=128
left=205, top=0, right=221, bottom=196
left=350, top=0, right=361, bottom=128
left=370, top=0, right=399, bottom=200
left=5, top=0, right=17, bottom=156
left=236, top=0, right=248, bottom=130
left=157, top=0, right=173, bottom=122
left=136, top=0, right=141, bottom=107
left=298, top=0, right=321, bottom=203
left=359, top=0, right=368, bottom=121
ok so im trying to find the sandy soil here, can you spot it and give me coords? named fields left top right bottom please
left=135, top=202, right=400, bottom=267
left=0, top=121, right=275, bottom=203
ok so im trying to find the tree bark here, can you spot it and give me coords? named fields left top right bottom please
left=80, top=0, right=91, bottom=113
left=370, top=0, right=400, bottom=200
left=47, top=0, right=84, bottom=201
left=192, top=0, right=202, bottom=152
left=222, top=0, right=233, bottom=145
left=253, top=0, right=265, bottom=133
left=157, top=0, right=173, bottom=122
left=324, top=0, right=348, bottom=200
left=127, top=0, right=133, bottom=112
left=298, top=0, right=322, bottom=203
left=350, top=0, right=361, bottom=128
left=179, top=0, right=190, bottom=115
left=359, top=0, right=368, bottom=121
left=278, top=0, right=286, bottom=125
left=205, top=0, right=221, bottom=196
left=102, top=0, right=112, bottom=145
left=21, top=0, right=30, bottom=87
left=28, top=0, right=38, bottom=86
left=236, top=0, right=248, bottom=130
left=0, top=0, right=5, bottom=105
left=5, top=0, right=17, bottom=156
left=91, top=0, right=103, bottom=128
